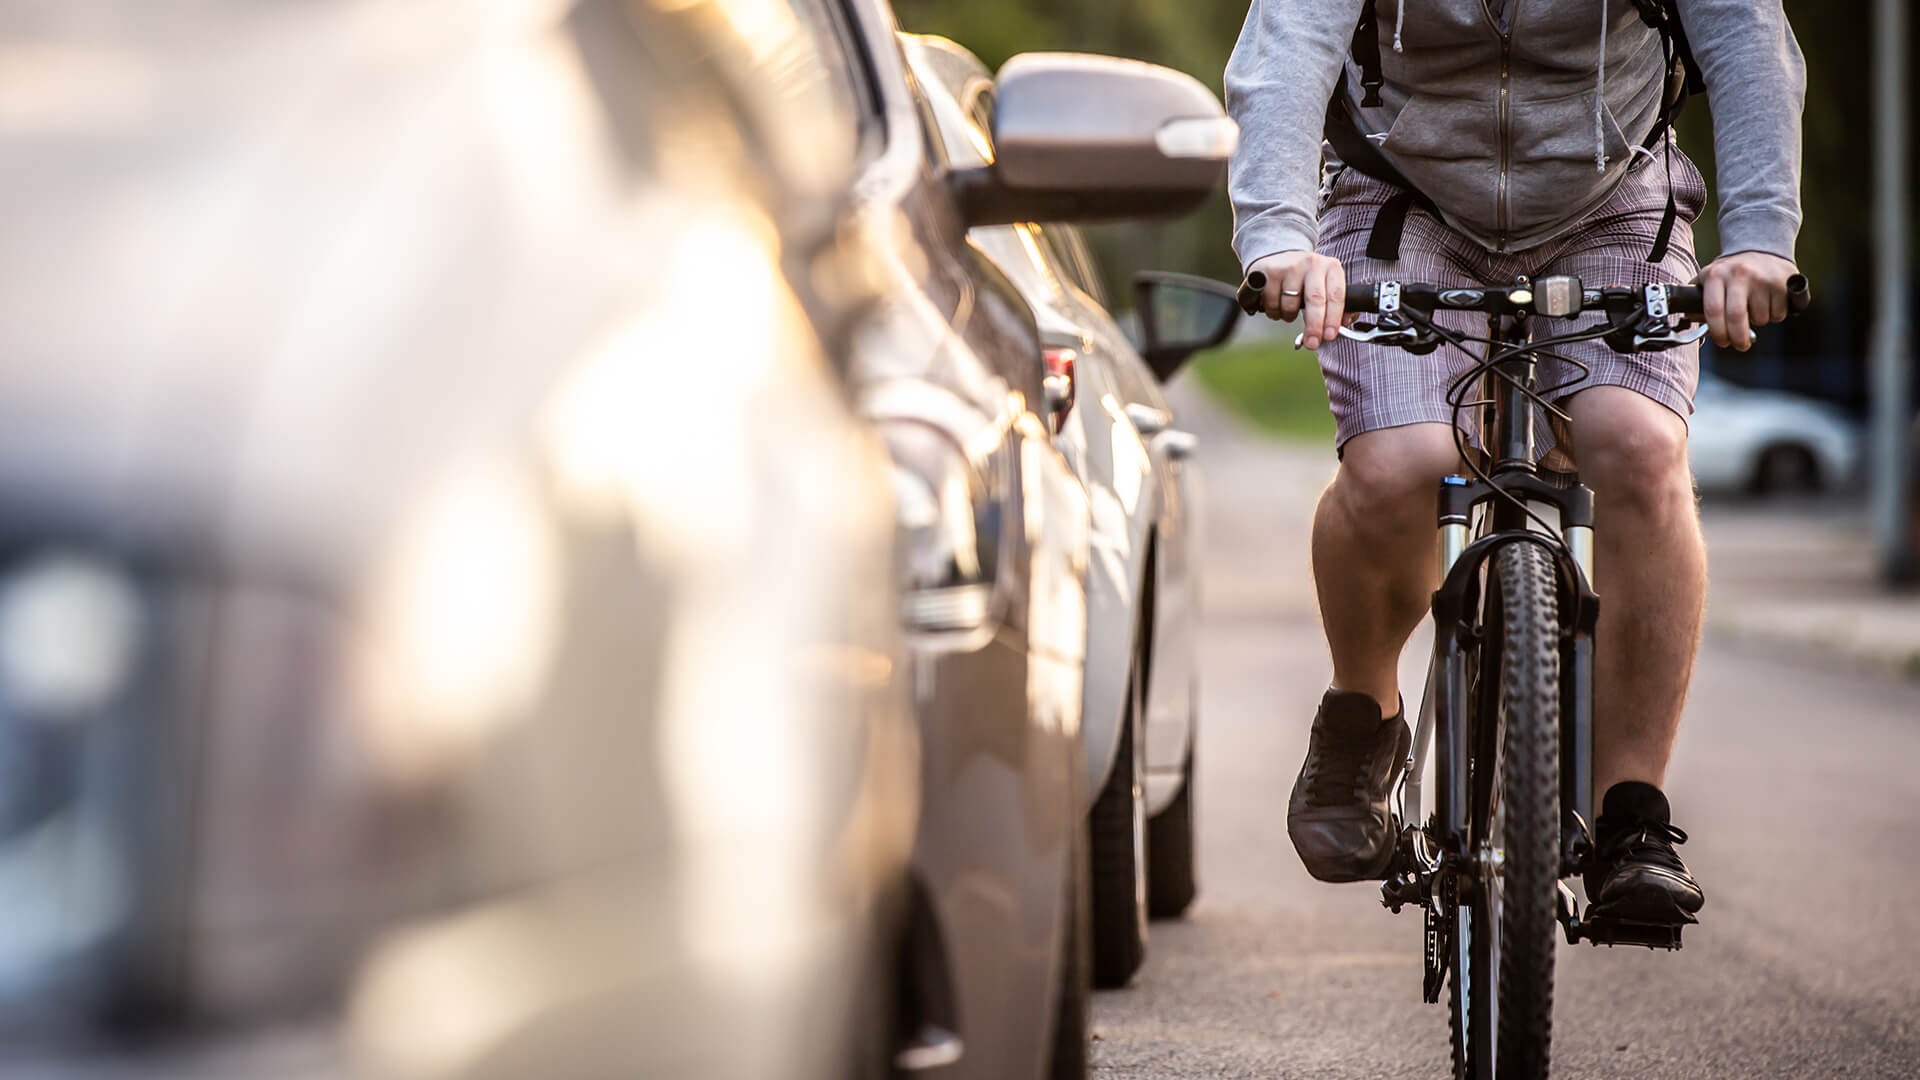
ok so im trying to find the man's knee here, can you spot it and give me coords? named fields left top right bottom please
left=1569, top=390, right=1694, bottom=519
left=1332, top=424, right=1463, bottom=528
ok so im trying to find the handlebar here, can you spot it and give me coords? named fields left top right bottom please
left=1236, top=270, right=1810, bottom=320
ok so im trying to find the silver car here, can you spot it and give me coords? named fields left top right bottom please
left=1689, top=372, right=1863, bottom=494
left=804, top=1, right=1232, bottom=1074
left=901, top=33, right=1245, bottom=988
left=0, top=2, right=913, bottom=1077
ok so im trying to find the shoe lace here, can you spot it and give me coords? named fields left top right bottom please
left=1303, top=733, right=1376, bottom=806
left=1601, top=819, right=1689, bottom=869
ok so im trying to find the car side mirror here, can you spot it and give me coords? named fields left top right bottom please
left=1132, top=272, right=1245, bottom=381
left=951, top=53, right=1236, bottom=228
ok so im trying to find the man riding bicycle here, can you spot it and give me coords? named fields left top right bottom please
left=1226, top=0, right=1803, bottom=923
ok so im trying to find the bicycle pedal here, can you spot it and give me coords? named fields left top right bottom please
left=1572, top=915, right=1686, bottom=951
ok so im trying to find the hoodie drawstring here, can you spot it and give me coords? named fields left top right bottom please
left=1594, top=0, right=1610, bottom=172
left=1385, top=2, right=1611, bottom=173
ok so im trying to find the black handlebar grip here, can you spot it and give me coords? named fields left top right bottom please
left=1237, top=272, right=1384, bottom=317
left=1786, top=273, right=1811, bottom=315
left=1666, top=275, right=1810, bottom=318
left=1236, top=270, right=1266, bottom=315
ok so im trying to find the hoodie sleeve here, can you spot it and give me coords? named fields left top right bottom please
left=1676, top=0, right=1806, bottom=262
left=1224, top=0, right=1367, bottom=272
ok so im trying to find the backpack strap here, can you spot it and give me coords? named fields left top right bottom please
left=1642, top=27, right=1682, bottom=263
left=1353, top=0, right=1386, bottom=107
left=1324, top=74, right=1437, bottom=261
left=1631, top=0, right=1702, bottom=264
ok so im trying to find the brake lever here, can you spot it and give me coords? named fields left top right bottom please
left=1605, top=314, right=1711, bottom=353
left=1293, top=315, right=1443, bottom=354
left=1607, top=282, right=1713, bottom=353
left=1629, top=320, right=1711, bottom=352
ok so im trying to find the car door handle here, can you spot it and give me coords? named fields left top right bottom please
left=895, top=1025, right=964, bottom=1071
left=1158, top=429, right=1198, bottom=461
left=1124, top=403, right=1171, bottom=435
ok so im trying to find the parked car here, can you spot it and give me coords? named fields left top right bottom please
left=900, top=33, right=1245, bottom=988
left=0, top=2, right=915, bottom=1077
left=794, top=0, right=1233, bottom=1075
left=1689, top=372, right=1863, bottom=494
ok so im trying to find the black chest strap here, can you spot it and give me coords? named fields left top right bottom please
left=1325, top=75, right=1435, bottom=262
left=1354, top=0, right=1386, bottom=107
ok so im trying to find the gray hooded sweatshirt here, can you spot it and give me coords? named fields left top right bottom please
left=1226, top=0, right=1805, bottom=268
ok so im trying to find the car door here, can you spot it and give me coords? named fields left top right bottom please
left=809, top=3, right=1089, bottom=1076
left=1038, top=226, right=1200, bottom=797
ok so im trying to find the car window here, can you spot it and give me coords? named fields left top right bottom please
left=780, top=0, right=884, bottom=158
left=963, top=83, right=995, bottom=142
left=957, top=81, right=1105, bottom=307
left=1040, top=226, right=1109, bottom=308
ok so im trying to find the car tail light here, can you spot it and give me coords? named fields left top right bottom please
left=1042, top=348, right=1076, bottom=432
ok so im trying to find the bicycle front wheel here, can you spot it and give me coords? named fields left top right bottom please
left=1450, top=540, right=1561, bottom=1080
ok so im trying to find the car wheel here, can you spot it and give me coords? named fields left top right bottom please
left=1752, top=443, right=1822, bottom=495
left=1088, top=660, right=1148, bottom=988
left=1048, top=808, right=1092, bottom=1078
left=1147, top=695, right=1196, bottom=920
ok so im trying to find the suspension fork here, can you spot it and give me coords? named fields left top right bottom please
left=1425, top=303, right=1602, bottom=873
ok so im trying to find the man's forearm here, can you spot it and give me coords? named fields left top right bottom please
left=1225, top=0, right=1366, bottom=269
left=1678, top=0, right=1807, bottom=261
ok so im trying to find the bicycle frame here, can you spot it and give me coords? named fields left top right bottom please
left=1393, top=303, right=1601, bottom=923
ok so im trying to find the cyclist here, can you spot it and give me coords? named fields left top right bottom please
left=1226, top=0, right=1803, bottom=925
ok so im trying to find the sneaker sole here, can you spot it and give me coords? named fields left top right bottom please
left=1588, top=881, right=1702, bottom=926
left=1292, top=831, right=1399, bottom=884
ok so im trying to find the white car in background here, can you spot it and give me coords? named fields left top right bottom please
left=1689, top=372, right=1863, bottom=495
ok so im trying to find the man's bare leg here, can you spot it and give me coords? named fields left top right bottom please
left=1310, top=423, right=1464, bottom=709
left=1289, top=422, right=1462, bottom=881
left=1564, top=387, right=1706, bottom=799
left=1564, top=386, right=1708, bottom=921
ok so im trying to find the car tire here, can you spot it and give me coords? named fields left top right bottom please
left=1089, top=661, right=1148, bottom=989
left=1751, top=443, right=1822, bottom=495
left=1048, top=813, right=1092, bottom=1078
left=1147, top=702, right=1196, bottom=920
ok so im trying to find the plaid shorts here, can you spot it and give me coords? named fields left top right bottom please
left=1314, top=146, right=1709, bottom=467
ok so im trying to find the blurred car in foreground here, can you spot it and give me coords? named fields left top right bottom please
left=0, top=1, right=913, bottom=1077
left=901, top=32, right=1244, bottom=989
left=808, top=0, right=1233, bottom=1074
left=1689, top=372, right=1863, bottom=495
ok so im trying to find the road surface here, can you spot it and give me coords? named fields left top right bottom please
left=1092, top=386, right=1920, bottom=1078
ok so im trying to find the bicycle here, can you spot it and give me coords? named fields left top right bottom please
left=1236, top=270, right=1810, bottom=1079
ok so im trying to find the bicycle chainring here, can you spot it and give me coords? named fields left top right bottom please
left=1423, top=872, right=1456, bottom=1004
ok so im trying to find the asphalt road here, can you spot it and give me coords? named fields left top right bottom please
left=1092, top=386, right=1920, bottom=1078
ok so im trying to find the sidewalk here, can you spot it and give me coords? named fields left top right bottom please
left=1170, top=380, right=1920, bottom=679
left=1701, top=500, right=1920, bottom=678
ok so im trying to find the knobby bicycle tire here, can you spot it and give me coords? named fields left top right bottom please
left=1450, top=540, right=1561, bottom=1080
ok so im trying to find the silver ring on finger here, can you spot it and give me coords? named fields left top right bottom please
left=1280, top=289, right=1302, bottom=296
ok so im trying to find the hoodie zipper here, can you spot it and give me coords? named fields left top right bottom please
left=1482, top=0, right=1518, bottom=250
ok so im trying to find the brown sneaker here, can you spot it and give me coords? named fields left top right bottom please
left=1287, top=690, right=1410, bottom=883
